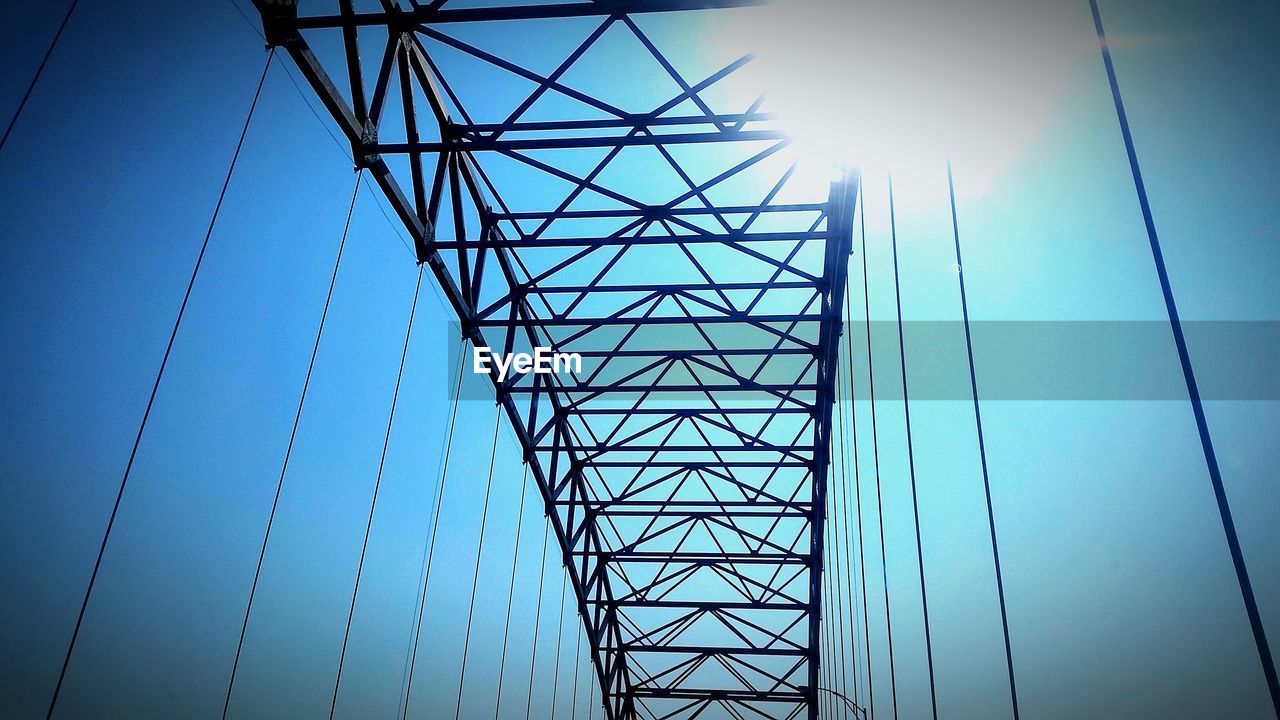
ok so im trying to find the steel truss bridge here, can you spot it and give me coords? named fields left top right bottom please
left=13, top=1, right=1279, bottom=720
left=256, top=1, right=856, bottom=717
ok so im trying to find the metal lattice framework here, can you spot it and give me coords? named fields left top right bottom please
left=252, top=1, right=857, bottom=718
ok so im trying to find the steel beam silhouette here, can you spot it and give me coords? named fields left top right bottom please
left=251, top=2, right=856, bottom=718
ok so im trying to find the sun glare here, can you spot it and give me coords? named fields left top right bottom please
left=718, top=0, right=1078, bottom=200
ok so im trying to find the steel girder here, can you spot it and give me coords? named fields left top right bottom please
left=251, top=2, right=856, bottom=718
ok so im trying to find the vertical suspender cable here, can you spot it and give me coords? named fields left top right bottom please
left=840, top=460, right=850, bottom=720
left=399, top=346, right=468, bottom=720
left=570, top=615, right=584, bottom=720
left=402, top=351, right=491, bottom=718
left=865, top=176, right=900, bottom=720
left=45, top=51, right=274, bottom=720
left=588, top=660, right=597, bottom=720
left=328, top=266, right=425, bottom=720
left=947, top=160, right=1021, bottom=720
left=840, top=304, right=865, bottom=715
left=492, top=464, right=531, bottom=720
left=837, top=334, right=860, bottom=714
left=821, top=499, right=832, bottom=720
left=220, top=160, right=357, bottom=720
left=822, top=485, right=837, bottom=720
left=549, top=571, right=570, bottom=718
left=1087, top=2, right=1279, bottom=714
left=524, top=524, right=554, bottom=720
left=453, top=412, right=505, bottom=720
left=887, top=177, right=940, bottom=720
left=828, top=403, right=840, bottom=719
left=831, top=370, right=853, bottom=719
left=0, top=0, right=80, bottom=156
left=849, top=185, right=876, bottom=720
left=834, top=368, right=855, bottom=717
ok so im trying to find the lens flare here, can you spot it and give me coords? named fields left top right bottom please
left=717, top=0, right=1080, bottom=198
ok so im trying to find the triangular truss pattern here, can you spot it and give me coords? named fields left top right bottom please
left=253, top=2, right=857, bottom=718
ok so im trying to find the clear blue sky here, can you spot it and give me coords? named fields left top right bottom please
left=0, top=1, right=1277, bottom=719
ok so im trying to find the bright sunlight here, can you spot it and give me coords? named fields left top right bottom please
left=717, top=0, right=1082, bottom=197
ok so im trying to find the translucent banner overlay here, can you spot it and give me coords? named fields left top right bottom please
left=445, top=321, right=1280, bottom=401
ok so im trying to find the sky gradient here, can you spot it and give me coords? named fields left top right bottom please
left=1, top=1, right=1278, bottom=719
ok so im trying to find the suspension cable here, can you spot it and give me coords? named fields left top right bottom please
left=842, top=327, right=866, bottom=716
left=524, top=523, right=554, bottom=720
left=570, top=614, right=584, bottom=720
left=836, top=368, right=851, bottom=719
left=947, top=160, right=1021, bottom=720
left=328, top=267, right=425, bottom=719
left=219, top=161, right=357, bottom=720
left=829, top=476, right=839, bottom=712
left=453, top=412, right=505, bottom=720
left=1087, top=2, right=1279, bottom=714
left=401, top=343, right=476, bottom=718
left=837, top=335, right=860, bottom=715
left=493, top=463, right=531, bottom=720
left=833, top=369, right=853, bottom=719
left=840, top=296, right=864, bottom=713
left=822, top=490, right=836, bottom=720
left=549, top=570, right=570, bottom=718
left=865, top=176, right=900, bottom=720
left=0, top=0, right=80, bottom=156
left=44, top=50, right=274, bottom=720
left=588, top=660, right=598, bottom=720
left=887, top=176, right=940, bottom=720
left=850, top=183, right=876, bottom=720
left=397, top=341, right=467, bottom=719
